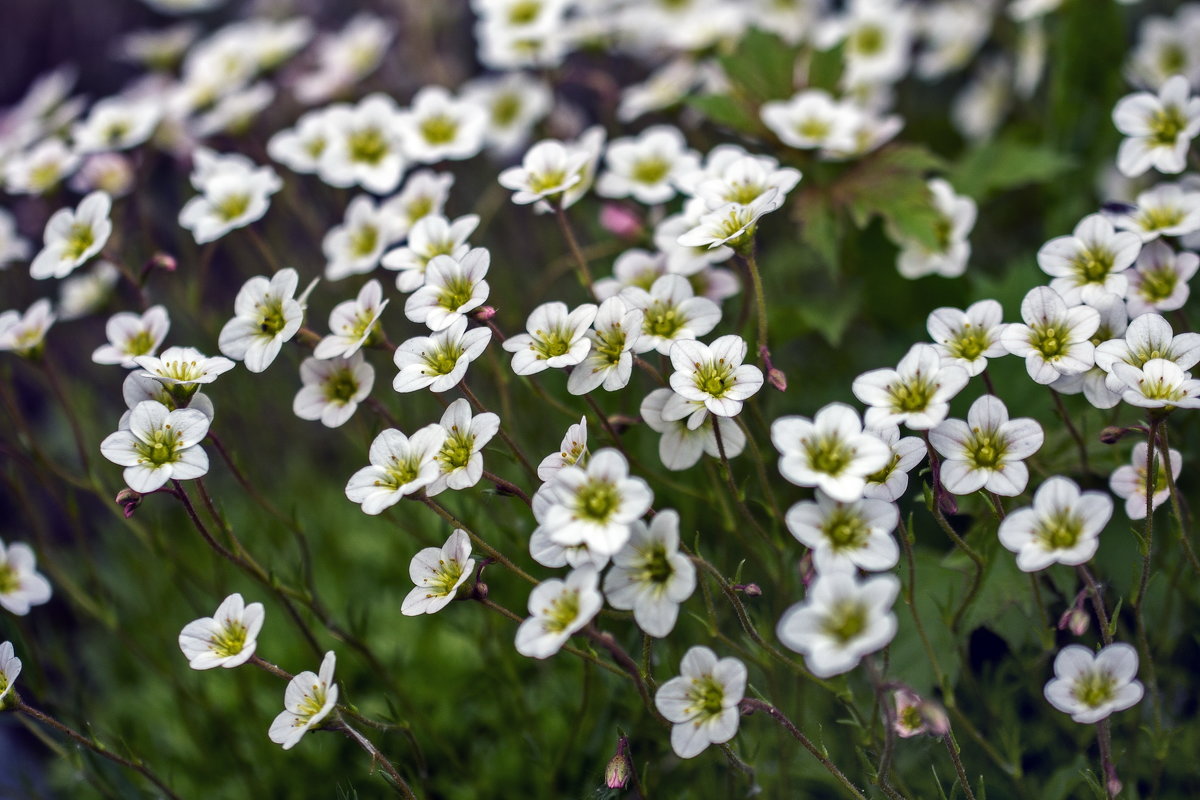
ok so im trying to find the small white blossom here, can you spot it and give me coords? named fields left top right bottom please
left=514, top=566, right=603, bottom=659
left=1037, top=214, right=1141, bottom=303
left=428, top=399, right=499, bottom=495
left=654, top=646, right=746, bottom=759
left=1044, top=643, right=1144, bottom=724
left=318, top=94, right=407, bottom=194
left=667, top=336, right=763, bottom=422
left=294, top=15, right=393, bottom=104
left=675, top=190, right=781, bottom=251
left=641, top=388, right=746, bottom=471
left=929, top=395, right=1044, bottom=497
left=268, top=109, right=333, bottom=176
left=135, top=346, right=236, bottom=400
left=1111, top=183, right=1200, bottom=242
left=218, top=268, right=314, bottom=373
left=1124, top=240, right=1198, bottom=317
left=535, top=448, right=653, bottom=557
left=268, top=651, right=339, bottom=750
left=72, top=97, right=162, bottom=154
left=1001, top=287, right=1100, bottom=384
left=596, top=125, right=699, bottom=205
left=895, top=179, right=976, bottom=280
left=927, top=299, right=1008, bottom=377
left=1110, top=441, right=1182, bottom=520
left=92, top=305, right=170, bottom=368
left=1111, top=358, right=1200, bottom=408
left=862, top=423, right=926, bottom=502
left=178, top=593, right=264, bottom=670
left=1113, top=75, right=1200, bottom=177
left=761, top=90, right=860, bottom=153
left=460, top=72, right=553, bottom=156
left=777, top=571, right=900, bottom=678
left=4, top=138, right=81, bottom=195
left=1095, top=312, right=1200, bottom=393
left=498, top=139, right=590, bottom=207
left=998, top=476, right=1111, bottom=571
left=345, top=425, right=447, bottom=515
left=0, top=641, right=21, bottom=704
left=392, top=317, right=492, bottom=393
left=405, top=248, right=491, bottom=332
left=0, top=539, right=52, bottom=616
left=787, top=490, right=900, bottom=574
left=396, top=86, right=488, bottom=164
left=293, top=354, right=374, bottom=428
left=30, top=191, right=112, bottom=280
left=381, top=213, right=480, bottom=293
left=99, top=400, right=210, bottom=493
left=622, top=274, right=720, bottom=356
left=603, top=510, right=696, bottom=638
left=853, top=343, right=968, bottom=430
left=567, top=296, right=643, bottom=396
left=379, top=169, right=453, bottom=240
left=401, top=530, right=473, bottom=616
left=178, top=158, right=281, bottom=244
left=314, top=279, right=390, bottom=360
left=771, top=403, right=891, bottom=502
left=537, top=417, right=589, bottom=481
left=323, top=195, right=405, bottom=281
left=503, top=301, right=597, bottom=375
left=0, top=299, right=56, bottom=358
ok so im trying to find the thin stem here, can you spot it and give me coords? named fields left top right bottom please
left=897, top=521, right=947, bottom=691
left=928, top=499, right=985, bottom=634
left=481, top=469, right=532, bottom=506
left=17, top=701, right=182, bottom=800
left=419, top=497, right=537, bottom=585
left=250, top=654, right=294, bottom=680
left=1156, top=422, right=1200, bottom=575
left=735, top=249, right=770, bottom=363
left=474, top=596, right=627, bottom=680
left=738, top=698, right=869, bottom=800
left=944, top=733, right=978, bottom=800
left=245, top=225, right=283, bottom=273
left=1096, top=719, right=1118, bottom=800
left=583, top=626, right=666, bottom=723
left=459, top=382, right=537, bottom=481
left=865, top=659, right=899, bottom=795
left=583, top=392, right=629, bottom=457
left=711, top=420, right=774, bottom=547
left=553, top=202, right=596, bottom=295
left=1050, top=389, right=1090, bottom=475
left=1077, top=565, right=1113, bottom=646
left=39, top=356, right=91, bottom=473
left=332, top=717, right=418, bottom=800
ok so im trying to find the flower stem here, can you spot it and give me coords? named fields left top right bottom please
left=1049, top=389, right=1090, bottom=475
left=1155, top=422, right=1200, bottom=575
left=418, top=496, right=536, bottom=585
left=1096, top=719, right=1119, bottom=800
left=735, top=250, right=770, bottom=366
left=332, top=716, right=418, bottom=800
left=943, top=733, right=978, bottom=800
left=553, top=202, right=595, bottom=295
left=17, top=701, right=182, bottom=800
left=39, top=356, right=91, bottom=474
left=738, top=698, right=869, bottom=800
left=459, top=381, right=537, bottom=481
left=1077, top=564, right=1113, bottom=646
left=583, top=626, right=666, bottom=723
left=481, top=469, right=532, bottom=506
left=711, top=420, right=774, bottom=547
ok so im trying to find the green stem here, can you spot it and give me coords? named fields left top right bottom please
left=419, top=496, right=537, bottom=584
left=553, top=202, right=596, bottom=295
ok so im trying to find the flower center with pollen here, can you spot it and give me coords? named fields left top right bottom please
left=0, top=563, right=18, bottom=595
left=419, top=115, right=459, bottom=146
left=532, top=327, right=573, bottom=359
left=426, top=559, right=465, bottom=597
left=1035, top=509, right=1083, bottom=550
left=575, top=479, right=621, bottom=523
left=823, top=600, right=868, bottom=644
left=693, top=359, right=734, bottom=398
left=136, top=427, right=182, bottom=466
left=210, top=620, right=249, bottom=658
left=688, top=676, right=727, bottom=718
left=1072, top=669, right=1116, bottom=709
left=1149, top=105, right=1187, bottom=147
left=215, top=193, right=250, bottom=222
left=804, top=436, right=851, bottom=476
left=822, top=508, right=870, bottom=551
left=542, top=591, right=580, bottom=633
left=348, top=126, right=389, bottom=165
left=438, top=430, right=475, bottom=471
left=63, top=223, right=96, bottom=260
left=323, top=369, right=360, bottom=403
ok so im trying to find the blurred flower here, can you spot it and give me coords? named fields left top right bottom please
left=70, top=153, right=135, bottom=197
left=0, top=539, right=52, bottom=616
left=401, top=530, right=473, bottom=616
left=268, top=107, right=333, bottom=175
left=218, top=268, right=315, bottom=373
left=115, top=23, right=200, bottom=71
left=293, top=353, right=374, bottom=429
left=269, top=651, right=339, bottom=750
left=1044, top=643, right=1143, bottom=723
left=654, top=646, right=746, bottom=758
left=597, top=125, right=699, bottom=205
left=997, top=476, right=1111, bottom=571
left=0, top=299, right=55, bottom=358
left=318, top=94, right=407, bottom=195
left=30, top=191, right=112, bottom=280
left=57, top=261, right=120, bottom=321
left=777, top=571, right=900, bottom=677
left=178, top=592, right=264, bottom=670
left=0, top=641, right=21, bottom=706
left=761, top=90, right=860, bottom=153
left=380, top=170, right=454, bottom=240
left=603, top=509, right=696, bottom=637
left=93, top=305, right=171, bottom=368
left=293, top=15, right=394, bottom=105
left=323, top=195, right=405, bottom=281
left=0, top=208, right=30, bottom=269
left=894, top=179, right=976, bottom=280
left=100, top=400, right=210, bottom=493
left=397, top=86, right=488, bottom=165
left=345, top=425, right=446, bottom=514
left=4, top=138, right=81, bottom=195
left=139, top=0, right=227, bottom=14
left=514, top=566, right=603, bottom=659
left=72, top=97, right=161, bottom=154
left=178, top=155, right=282, bottom=244
left=392, top=317, right=491, bottom=392
left=460, top=72, right=553, bottom=156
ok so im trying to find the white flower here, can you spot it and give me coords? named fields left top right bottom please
left=118, top=372, right=214, bottom=430
left=603, top=510, right=695, bottom=638
left=0, top=539, right=52, bottom=616
left=1001, top=287, right=1100, bottom=384
left=318, top=94, right=407, bottom=194
left=4, top=138, right=81, bottom=195
left=1110, top=441, right=1181, bottom=520
left=322, top=195, right=405, bottom=281
left=596, top=125, right=699, bottom=205
left=293, top=354, right=374, bottom=429
left=0, top=299, right=56, bottom=358
left=178, top=160, right=282, bottom=244
left=379, top=169, right=454, bottom=239
left=567, top=296, right=643, bottom=396
left=502, top=301, right=597, bottom=375
left=929, top=395, right=1044, bottom=497
left=405, top=248, right=491, bottom=332
left=667, top=336, right=763, bottom=422
left=771, top=403, right=891, bottom=502
left=824, top=0, right=915, bottom=88
left=1111, top=183, right=1200, bottom=242
left=268, top=108, right=333, bottom=175
left=345, top=425, right=447, bottom=515
left=396, top=86, right=488, bottom=164
left=460, top=72, right=552, bottom=155
left=498, top=139, right=590, bottom=207
left=786, top=491, right=900, bottom=574
left=218, top=268, right=313, bottom=373
left=72, top=97, right=161, bottom=153
left=997, top=476, right=1111, bottom=571
left=1113, top=75, right=1200, bottom=177
left=514, top=566, right=603, bottom=659
left=30, top=191, right=112, bottom=280
left=641, top=388, right=746, bottom=471
left=1124, top=240, right=1198, bottom=317
left=1037, top=214, right=1141, bottom=303
left=621, top=274, right=720, bottom=356
left=654, top=646, right=746, bottom=759
left=428, top=399, right=499, bottom=495
left=537, top=416, right=588, bottom=481
left=1094, top=312, right=1200, bottom=394
left=293, top=15, right=393, bottom=104
left=535, top=448, right=653, bottom=557
left=314, top=279, right=390, bottom=360
left=1044, top=643, right=1144, bottom=724
left=861, top=423, right=926, bottom=502
left=92, top=305, right=170, bottom=368
left=776, top=571, right=900, bottom=678
left=99, top=400, right=210, bottom=493
left=392, top=317, right=491, bottom=393
left=57, top=261, right=119, bottom=321
left=69, top=152, right=134, bottom=197
left=0, top=208, right=31, bottom=269
left=761, top=90, right=860, bottom=152
left=178, top=592, right=264, bottom=670
left=0, top=640, right=20, bottom=704
left=853, top=343, right=968, bottom=430
left=895, top=179, right=976, bottom=279
left=927, top=299, right=1008, bottom=377
left=401, top=530, right=473, bottom=615
left=684, top=150, right=802, bottom=213
left=134, top=346, right=236, bottom=400
left=381, top=213, right=479, bottom=293
left=1111, top=358, right=1200, bottom=408
left=675, top=190, right=781, bottom=251
left=268, top=651, right=339, bottom=750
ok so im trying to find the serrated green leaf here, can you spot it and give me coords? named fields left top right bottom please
left=949, top=137, right=1077, bottom=200
left=686, top=94, right=759, bottom=133
left=719, top=27, right=796, bottom=103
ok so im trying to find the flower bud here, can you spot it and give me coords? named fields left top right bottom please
left=767, top=367, right=788, bottom=393
left=472, top=306, right=497, bottom=321
left=600, top=203, right=644, bottom=240
left=604, top=753, right=630, bottom=789
left=734, top=583, right=763, bottom=597
left=1058, top=606, right=1090, bottom=637
left=116, top=488, right=143, bottom=518
left=150, top=252, right=177, bottom=273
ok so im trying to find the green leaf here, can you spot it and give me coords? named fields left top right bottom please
left=686, top=94, right=759, bottom=134
left=837, top=144, right=948, bottom=251
left=718, top=28, right=797, bottom=103
left=948, top=137, right=1077, bottom=201
left=793, top=189, right=841, bottom=271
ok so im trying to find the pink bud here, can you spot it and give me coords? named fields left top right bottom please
left=472, top=306, right=497, bottom=321
left=734, top=583, right=763, bottom=597
left=151, top=253, right=177, bottom=272
left=116, top=488, right=142, bottom=518
left=767, top=367, right=788, bottom=392
left=600, top=203, right=644, bottom=240
left=605, top=737, right=631, bottom=789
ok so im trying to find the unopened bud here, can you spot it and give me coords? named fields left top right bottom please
left=1107, top=774, right=1123, bottom=797
left=471, top=581, right=489, bottom=601
left=1058, top=606, right=1090, bottom=637
left=767, top=367, right=788, bottom=392
left=1100, top=425, right=1143, bottom=445
left=472, top=306, right=497, bottom=321
left=734, top=583, right=762, bottom=597
left=150, top=252, right=177, bottom=272
left=922, top=701, right=951, bottom=737
left=605, top=739, right=631, bottom=790
left=116, top=488, right=143, bottom=518
left=599, top=203, right=644, bottom=240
